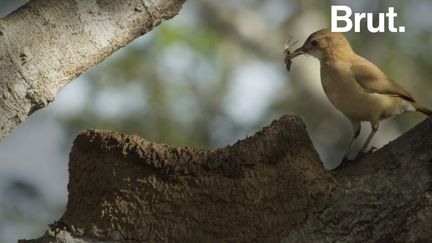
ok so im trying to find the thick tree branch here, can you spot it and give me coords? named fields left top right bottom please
left=20, top=115, right=432, bottom=242
left=0, top=0, right=185, bottom=141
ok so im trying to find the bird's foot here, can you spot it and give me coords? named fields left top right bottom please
left=354, top=152, right=364, bottom=161
left=355, top=146, right=378, bottom=160
left=367, top=146, right=378, bottom=154
left=330, top=157, right=353, bottom=171
left=340, top=156, right=354, bottom=165
left=333, top=147, right=378, bottom=170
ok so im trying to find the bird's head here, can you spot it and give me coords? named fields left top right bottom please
left=290, top=29, right=353, bottom=61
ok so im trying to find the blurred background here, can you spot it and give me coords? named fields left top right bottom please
left=0, top=0, right=431, bottom=242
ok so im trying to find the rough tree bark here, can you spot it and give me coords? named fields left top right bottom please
left=20, top=115, right=432, bottom=242
left=0, top=0, right=185, bottom=141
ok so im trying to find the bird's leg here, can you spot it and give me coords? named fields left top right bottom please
left=356, top=122, right=379, bottom=159
left=342, top=119, right=361, bottom=163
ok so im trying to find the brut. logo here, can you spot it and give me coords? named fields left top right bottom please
left=331, top=5, right=406, bottom=33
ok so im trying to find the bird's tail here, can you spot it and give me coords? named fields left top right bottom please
left=412, top=102, right=432, bottom=116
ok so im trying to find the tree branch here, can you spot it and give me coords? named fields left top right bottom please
left=20, top=115, right=336, bottom=242
left=0, top=0, right=185, bottom=141
left=20, top=115, right=432, bottom=242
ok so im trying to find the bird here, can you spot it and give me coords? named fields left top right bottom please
left=288, top=28, right=431, bottom=164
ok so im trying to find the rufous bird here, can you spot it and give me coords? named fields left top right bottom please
left=288, top=29, right=431, bottom=164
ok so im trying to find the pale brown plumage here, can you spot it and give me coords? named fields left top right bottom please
left=290, top=29, right=431, bottom=165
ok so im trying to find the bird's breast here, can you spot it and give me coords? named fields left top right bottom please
left=320, top=62, right=358, bottom=100
left=320, top=64, right=401, bottom=122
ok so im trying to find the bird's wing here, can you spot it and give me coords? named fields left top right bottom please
left=351, top=57, right=415, bottom=102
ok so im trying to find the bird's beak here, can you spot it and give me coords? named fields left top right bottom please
left=290, top=46, right=306, bottom=59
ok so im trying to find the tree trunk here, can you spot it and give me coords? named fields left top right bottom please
left=19, top=115, right=432, bottom=242
left=0, top=0, right=185, bottom=141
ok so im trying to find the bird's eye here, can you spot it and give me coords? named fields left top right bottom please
left=311, top=40, right=318, bottom=46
